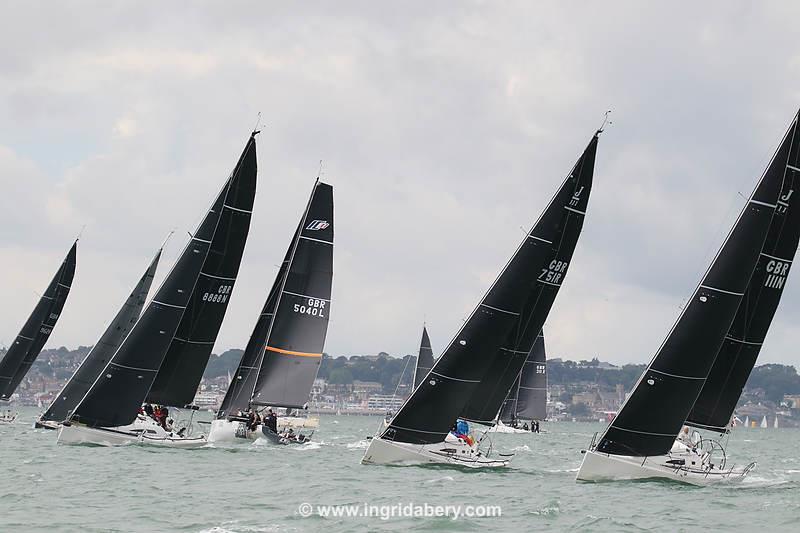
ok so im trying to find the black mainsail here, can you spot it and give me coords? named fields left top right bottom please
left=250, top=181, right=334, bottom=409
left=0, top=240, right=77, bottom=400
left=71, top=134, right=256, bottom=428
left=686, top=112, right=800, bottom=433
left=146, top=134, right=257, bottom=407
left=381, top=131, right=600, bottom=445
left=595, top=130, right=785, bottom=457
left=39, top=247, right=161, bottom=423
left=460, top=133, right=595, bottom=425
left=499, top=332, right=547, bottom=423
left=413, top=326, right=434, bottom=390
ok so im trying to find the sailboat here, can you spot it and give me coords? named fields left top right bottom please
left=35, top=246, right=162, bottom=430
left=57, top=131, right=258, bottom=447
left=0, top=240, right=77, bottom=406
left=413, top=326, right=434, bottom=391
left=490, top=332, right=547, bottom=434
left=760, top=415, right=768, bottom=428
left=576, top=111, right=797, bottom=485
left=362, top=128, right=600, bottom=468
left=744, top=415, right=750, bottom=428
left=208, top=179, right=333, bottom=444
left=774, top=415, right=779, bottom=429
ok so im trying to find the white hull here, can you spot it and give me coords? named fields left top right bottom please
left=34, top=419, right=60, bottom=430
left=57, top=417, right=207, bottom=448
left=207, top=419, right=259, bottom=443
left=207, top=419, right=313, bottom=444
left=487, top=421, right=530, bottom=434
left=576, top=445, right=754, bottom=486
left=361, top=434, right=512, bottom=469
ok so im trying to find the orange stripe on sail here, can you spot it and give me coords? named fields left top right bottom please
left=265, top=346, right=322, bottom=358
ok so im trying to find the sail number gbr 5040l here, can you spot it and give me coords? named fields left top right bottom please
left=293, top=298, right=327, bottom=318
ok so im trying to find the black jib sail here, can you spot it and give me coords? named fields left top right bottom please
left=39, top=247, right=161, bottom=423
left=146, top=134, right=257, bottom=407
left=460, top=132, right=595, bottom=425
left=413, top=326, right=434, bottom=390
left=249, top=180, right=334, bottom=410
left=499, top=332, right=547, bottom=423
left=381, top=131, right=600, bottom=445
left=596, top=129, right=785, bottom=457
left=687, top=112, right=800, bottom=433
left=71, top=134, right=256, bottom=428
left=0, top=240, right=77, bottom=400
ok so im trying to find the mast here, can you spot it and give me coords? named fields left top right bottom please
left=249, top=180, right=334, bottom=409
left=459, top=132, right=597, bottom=425
left=40, top=246, right=161, bottom=423
left=595, top=123, right=785, bottom=457
left=412, top=325, right=434, bottom=390
left=686, top=111, right=800, bottom=433
left=146, top=132, right=258, bottom=407
left=0, top=240, right=77, bottom=399
left=381, top=131, right=600, bottom=445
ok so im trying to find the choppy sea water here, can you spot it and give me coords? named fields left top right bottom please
left=1, top=408, right=799, bottom=532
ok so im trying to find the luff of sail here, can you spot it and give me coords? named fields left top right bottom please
left=382, top=131, right=600, bottom=445
left=39, top=247, right=161, bottom=423
left=460, top=133, right=596, bottom=424
left=412, top=326, right=434, bottom=390
left=0, top=240, right=77, bottom=399
left=71, top=172, right=234, bottom=428
left=686, top=111, right=800, bottom=432
left=596, top=133, right=784, bottom=457
left=250, top=181, right=334, bottom=409
left=146, top=134, right=257, bottom=407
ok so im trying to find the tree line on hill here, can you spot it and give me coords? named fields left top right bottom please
left=13, top=346, right=800, bottom=403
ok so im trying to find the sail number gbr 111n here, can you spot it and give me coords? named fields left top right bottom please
left=293, top=298, right=327, bottom=318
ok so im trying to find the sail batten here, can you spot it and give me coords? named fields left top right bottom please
left=382, top=131, right=600, bottom=445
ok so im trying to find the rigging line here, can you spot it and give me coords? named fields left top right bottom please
left=252, top=112, right=262, bottom=135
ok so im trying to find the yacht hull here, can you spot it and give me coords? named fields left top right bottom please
left=576, top=448, right=753, bottom=486
left=361, top=435, right=511, bottom=469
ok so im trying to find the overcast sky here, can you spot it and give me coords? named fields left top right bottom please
left=2, top=2, right=800, bottom=367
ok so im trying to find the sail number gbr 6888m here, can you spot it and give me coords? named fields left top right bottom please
left=294, top=298, right=327, bottom=318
